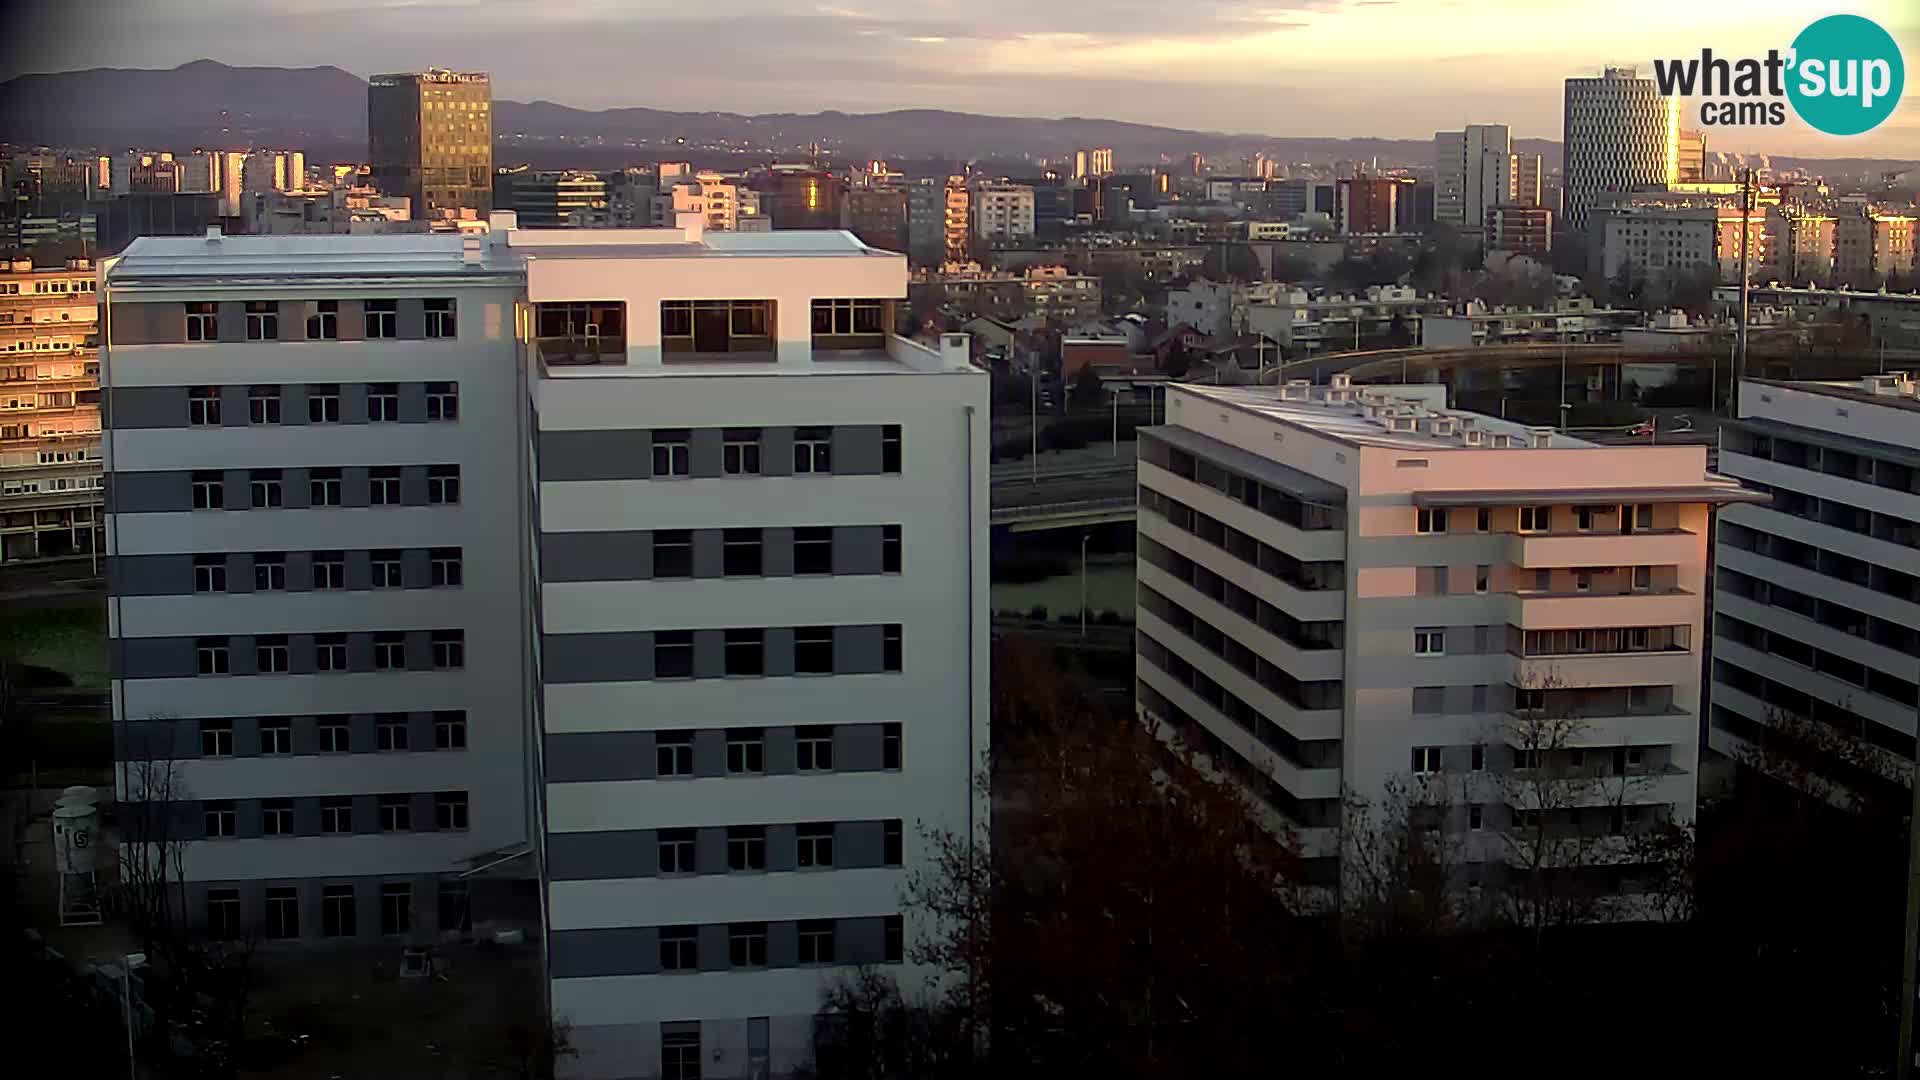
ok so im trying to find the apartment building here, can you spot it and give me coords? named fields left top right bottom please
left=971, top=183, right=1035, bottom=242
left=103, top=216, right=989, bottom=1080
left=1135, top=378, right=1756, bottom=894
left=1710, top=375, right=1920, bottom=806
left=1835, top=210, right=1917, bottom=282
left=2, top=256, right=103, bottom=563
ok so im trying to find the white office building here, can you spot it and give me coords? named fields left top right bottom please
left=103, top=217, right=990, bottom=1080
left=1562, top=68, right=1678, bottom=232
left=971, top=183, right=1035, bottom=242
left=1135, top=378, right=1755, bottom=897
left=1433, top=124, right=1513, bottom=232
left=1710, top=375, right=1920, bottom=806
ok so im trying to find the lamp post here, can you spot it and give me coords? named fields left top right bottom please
left=121, top=951, right=146, bottom=1080
left=1080, top=532, right=1092, bottom=638
left=1110, top=388, right=1119, bottom=458
left=1029, top=360, right=1038, bottom=484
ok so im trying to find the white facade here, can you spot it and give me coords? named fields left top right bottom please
left=102, top=220, right=990, bottom=1079
left=1710, top=376, right=1920, bottom=804
left=971, top=183, right=1036, bottom=242
left=1599, top=205, right=1766, bottom=280
left=1562, top=68, right=1678, bottom=232
left=1433, top=124, right=1511, bottom=232
left=1137, top=379, right=1752, bottom=886
left=1, top=259, right=104, bottom=562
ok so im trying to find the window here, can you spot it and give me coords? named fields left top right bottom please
left=1519, top=505, right=1551, bottom=533
left=434, top=711, right=467, bottom=750
left=1414, top=628, right=1445, bottom=656
left=1475, top=564, right=1491, bottom=593
left=1513, top=748, right=1542, bottom=771
left=246, top=469, right=283, bottom=509
left=1634, top=503, right=1654, bottom=529
left=426, top=381, right=458, bottom=420
left=253, top=552, right=286, bottom=591
left=882, top=425, right=902, bottom=473
left=438, top=882, right=471, bottom=935
left=206, top=889, right=241, bottom=939
left=307, top=384, right=339, bottom=422
left=193, top=555, right=227, bottom=593
left=259, top=717, right=292, bottom=754
left=185, top=302, right=218, bottom=342
left=188, top=386, right=221, bottom=425
left=424, top=298, right=456, bottom=338
left=379, top=794, right=412, bottom=832
left=321, top=884, right=355, bottom=937
left=794, top=527, right=833, bottom=574
left=794, top=427, right=832, bottom=473
left=658, top=829, right=695, bottom=874
left=653, top=530, right=692, bottom=578
left=377, top=713, right=409, bottom=751
left=204, top=800, right=237, bottom=838
left=1469, top=805, right=1484, bottom=832
left=264, top=886, right=299, bottom=938
left=884, top=819, right=904, bottom=866
left=655, top=631, right=694, bottom=679
left=1416, top=508, right=1448, bottom=534
left=366, top=383, right=400, bottom=422
left=379, top=882, right=412, bottom=935
left=652, top=430, right=690, bottom=477
left=434, top=791, right=469, bottom=830
left=884, top=624, right=903, bottom=672
left=660, top=926, right=698, bottom=971
left=1574, top=571, right=1592, bottom=593
left=723, top=429, right=761, bottom=475
left=263, top=799, right=294, bottom=837
left=365, top=299, right=398, bottom=339
left=724, top=628, right=764, bottom=676
left=369, top=467, right=401, bottom=505
left=1574, top=505, right=1599, bottom=531
left=729, top=923, right=768, bottom=967
left=656, top=731, right=693, bottom=776
left=797, top=823, right=835, bottom=868
left=200, top=718, right=233, bottom=757
left=312, top=551, right=345, bottom=590
left=371, top=551, right=402, bottom=588
left=431, top=548, right=462, bottom=587
left=794, top=725, right=836, bottom=771
left=320, top=716, right=350, bottom=752
left=1632, top=566, right=1651, bottom=591
left=320, top=798, right=352, bottom=833
left=728, top=826, right=767, bottom=871
left=373, top=633, right=406, bottom=671
left=797, top=919, right=836, bottom=964
left=661, top=1028, right=701, bottom=1080
left=726, top=729, right=764, bottom=774
left=307, top=300, right=338, bottom=340
left=794, top=622, right=833, bottom=672
left=883, top=723, right=902, bottom=770
left=1476, top=507, right=1491, bottom=532
left=812, top=298, right=886, bottom=336
left=245, top=300, right=279, bottom=341
left=1533, top=568, right=1551, bottom=592
left=431, top=630, right=464, bottom=670
left=191, top=471, right=224, bottom=509
left=306, top=467, right=343, bottom=507
left=723, top=529, right=762, bottom=576
left=883, top=525, right=901, bottom=573
left=1411, top=746, right=1442, bottom=774
left=196, top=636, right=230, bottom=675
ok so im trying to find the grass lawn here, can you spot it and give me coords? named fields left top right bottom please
left=0, top=602, right=108, bottom=690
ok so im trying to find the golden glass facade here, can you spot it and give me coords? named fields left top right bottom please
left=368, top=69, right=493, bottom=221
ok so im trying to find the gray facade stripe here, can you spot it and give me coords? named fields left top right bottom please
left=397, top=298, right=427, bottom=340
left=766, top=824, right=797, bottom=872
left=218, top=384, right=249, bottom=427
left=539, top=430, right=650, bottom=482
left=761, top=426, right=795, bottom=477
left=541, top=532, right=650, bottom=582
left=763, top=527, right=794, bottom=575
left=548, top=830, right=655, bottom=881
left=833, top=526, right=883, bottom=574
left=691, top=530, right=723, bottom=579
left=551, top=928, right=658, bottom=978
left=336, top=300, right=364, bottom=341
left=545, top=731, right=656, bottom=783
left=107, top=386, right=189, bottom=429
left=542, top=631, right=653, bottom=683
left=111, top=471, right=188, bottom=514
left=834, top=624, right=885, bottom=674
left=171, top=872, right=485, bottom=945
left=109, top=554, right=189, bottom=596
left=689, top=428, right=724, bottom=479
left=108, top=301, right=185, bottom=345
left=108, top=467, right=465, bottom=514
left=339, top=382, right=369, bottom=423
left=398, top=382, right=428, bottom=423
left=832, top=425, right=884, bottom=475
left=215, top=302, right=247, bottom=343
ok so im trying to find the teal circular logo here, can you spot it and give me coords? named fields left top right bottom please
left=1787, top=14, right=1905, bottom=136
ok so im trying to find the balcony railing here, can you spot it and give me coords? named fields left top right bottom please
left=537, top=336, right=627, bottom=367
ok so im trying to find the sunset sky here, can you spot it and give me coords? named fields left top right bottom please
left=5, top=0, right=1916, bottom=156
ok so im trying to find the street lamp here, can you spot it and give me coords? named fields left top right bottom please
left=1080, top=532, right=1092, bottom=638
left=121, top=951, right=146, bottom=1080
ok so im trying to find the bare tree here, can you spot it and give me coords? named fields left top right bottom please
left=1732, top=702, right=1911, bottom=816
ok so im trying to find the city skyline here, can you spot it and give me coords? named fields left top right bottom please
left=5, top=0, right=1915, bottom=159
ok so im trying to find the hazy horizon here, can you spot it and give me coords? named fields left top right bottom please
left=4, top=0, right=1916, bottom=158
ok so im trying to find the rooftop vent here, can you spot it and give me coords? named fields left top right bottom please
left=1526, top=426, right=1555, bottom=449
left=462, top=234, right=483, bottom=266
left=1330, top=372, right=1352, bottom=390
left=1279, top=379, right=1310, bottom=401
left=1427, top=416, right=1459, bottom=437
left=204, top=225, right=222, bottom=243
left=1459, top=427, right=1485, bottom=446
left=1388, top=415, right=1418, bottom=433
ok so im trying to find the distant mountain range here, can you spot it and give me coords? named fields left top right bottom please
left=2, top=60, right=1913, bottom=180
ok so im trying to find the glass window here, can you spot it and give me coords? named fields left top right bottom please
left=307, top=300, right=338, bottom=340
left=723, top=429, right=761, bottom=475
left=655, top=631, right=694, bottom=678
left=658, top=829, right=695, bottom=874
left=724, top=628, right=764, bottom=676
left=653, top=531, right=693, bottom=578
left=727, top=729, right=764, bottom=774
left=245, top=301, right=279, bottom=341
left=794, top=528, right=833, bottom=574
left=723, top=529, right=762, bottom=576
left=656, top=731, right=693, bottom=776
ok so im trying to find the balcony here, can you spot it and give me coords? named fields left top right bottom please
left=537, top=335, right=628, bottom=367
left=1508, top=589, right=1698, bottom=630
left=1506, top=528, right=1699, bottom=569
left=1511, top=649, right=1697, bottom=690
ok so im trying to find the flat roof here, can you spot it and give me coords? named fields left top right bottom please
left=107, top=233, right=522, bottom=281
left=1414, top=485, right=1766, bottom=508
left=1750, top=377, right=1920, bottom=415
left=1725, top=414, right=1920, bottom=467
left=1143, top=425, right=1346, bottom=505
left=1175, top=383, right=1600, bottom=451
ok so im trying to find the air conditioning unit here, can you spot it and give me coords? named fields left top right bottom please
left=1460, top=427, right=1485, bottom=446
left=1527, top=426, right=1555, bottom=448
left=1330, top=372, right=1352, bottom=390
left=1427, top=416, right=1459, bottom=437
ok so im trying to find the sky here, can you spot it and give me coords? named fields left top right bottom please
left=5, top=0, right=1918, bottom=157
